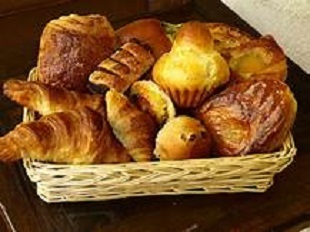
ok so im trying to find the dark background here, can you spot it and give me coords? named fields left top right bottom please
left=0, top=0, right=309, bottom=231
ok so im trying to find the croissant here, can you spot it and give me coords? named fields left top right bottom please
left=0, top=108, right=130, bottom=164
left=197, top=79, right=297, bottom=156
left=105, top=89, right=157, bottom=162
left=37, top=14, right=116, bottom=92
left=89, top=40, right=155, bottom=93
left=3, top=79, right=105, bottom=115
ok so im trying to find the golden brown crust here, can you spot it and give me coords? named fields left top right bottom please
left=37, top=14, right=116, bottom=92
left=105, top=89, right=157, bottom=162
left=3, top=79, right=105, bottom=115
left=227, top=35, right=287, bottom=82
left=116, top=18, right=172, bottom=59
left=197, top=79, right=297, bottom=157
left=205, top=23, right=254, bottom=56
left=154, top=116, right=212, bottom=160
left=0, top=108, right=131, bottom=164
left=89, top=41, right=155, bottom=93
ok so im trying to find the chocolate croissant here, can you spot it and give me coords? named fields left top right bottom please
left=116, top=18, right=172, bottom=59
left=197, top=79, right=297, bottom=157
left=89, top=40, right=155, bottom=93
left=3, top=79, right=105, bottom=115
left=105, top=89, right=157, bottom=162
left=37, top=14, right=116, bottom=92
left=0, top=108, right=130, bottom=164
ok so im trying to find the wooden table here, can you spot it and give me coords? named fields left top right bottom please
left=0, top=1, right=309, bottom=231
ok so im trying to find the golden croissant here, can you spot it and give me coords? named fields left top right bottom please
left=3, top=79, right=105, bottom=115
left=105, top=89, right=157, bottom=162
left=0, top=108, right=130, bottom=164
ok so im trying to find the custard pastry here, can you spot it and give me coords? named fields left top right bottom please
left=37, top=14, right=116, bottom=92
left=105, top=89, right=157, bottom=162
left=0, top=108, right=130, bottom=164
left=154, top=116, right=211, bottom=160
left=227, top=35, right=287, bottom=82
left=89, top=40, right=155, bottom=93
left=3, top=79, right=105, bottom=115
left=130, top=80, right=176, bottom=125
left=197, top=79, right=297, bottom=157
left=153, top=21, right=230, bottom=108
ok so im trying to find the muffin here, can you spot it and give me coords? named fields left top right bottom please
left=227, top=35, right=287, bottom=82
left=130, top=80, right=176, bottom=125
left=153, top=21, right=230, bottom=108
left=154, top=116, right=212, bottom=160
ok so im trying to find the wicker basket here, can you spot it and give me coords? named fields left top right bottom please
left=22, top=67, right=296, bottom=203
left=21, top=23, right=297, bottom=202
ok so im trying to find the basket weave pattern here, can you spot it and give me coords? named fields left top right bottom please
left=21, top=22, right=297, bottom=202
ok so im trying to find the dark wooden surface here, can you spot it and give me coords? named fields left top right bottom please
left=0, top=1, right=310, bottom=231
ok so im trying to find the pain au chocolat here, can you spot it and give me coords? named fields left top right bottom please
left=37, top=14, right=116, bottom=92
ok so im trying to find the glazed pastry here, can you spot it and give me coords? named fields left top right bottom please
left=37, top=14, right=116, bottom=92
left=116, top=18, right=172, bottom=59
left=153, top=21, right=230, bottom=108
left=105, top=89, right=157, bottom=162
left=89, top=40, right=155, bottom=93
left=130, top=80, right=176, bottom=125
left=3, top=79, right=105, bottom=115
left=154, top=116, right=212, bottom=160
left=0, top=108, right=131, bottom=164
left=227, top=35, right=287, bottom=82
left=205, top=22, right=254, bottom=56
left=197, top=79, right=297, bottom=157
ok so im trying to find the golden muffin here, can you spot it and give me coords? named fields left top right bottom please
left=227, top=35, right=287, bottom=82
left=130, top=80, right=176, bottom=125
left=197, top=79, right=297, bottom=157
left=154, top=116, right=212, bottom=160
left=153, top=21, right=230, bottom=108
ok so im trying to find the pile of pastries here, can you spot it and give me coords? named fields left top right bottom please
left=0, top=14, right=297, bottom=164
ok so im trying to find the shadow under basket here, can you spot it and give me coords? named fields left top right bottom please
left=22, top=68, right=297, bottom=203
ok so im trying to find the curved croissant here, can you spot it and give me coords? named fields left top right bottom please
left=3, top=79, right=105, bottom=115
left=106, top=89, right=157, bottom=162
left=0, top=108, right=130, bottom=164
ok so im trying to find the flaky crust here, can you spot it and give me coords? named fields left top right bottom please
left=205, top=23, right=254, bottom=56
left=106, top=89, right=157, bottom=162
left=197, top=79, right=297, bottom=156
left=37, top=14, right=116, bottom=92
left=130, top=80, right=176, bottom=125
left=116, top=18, right=172, bottom=59
left=3, top=79, right=105, bottom=115
left=0, top=108, right=130, bottom=164
left=227, top=35, right=287, bottom=82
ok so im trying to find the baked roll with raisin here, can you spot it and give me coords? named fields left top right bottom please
left=37, top=14, right=116, bottom=92
left=197, top=79, right=297, bottom=157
